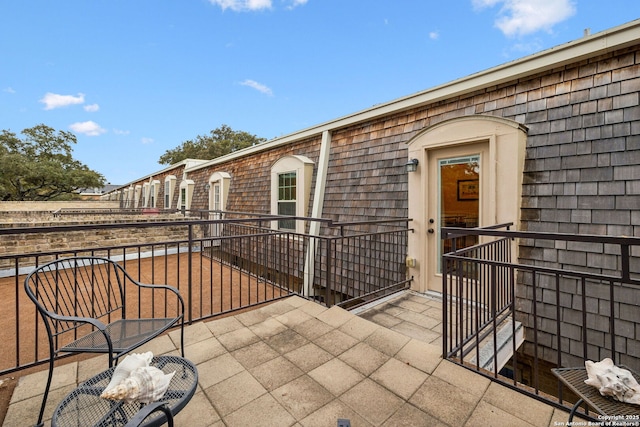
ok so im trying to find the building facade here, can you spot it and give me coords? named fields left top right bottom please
left=107, top=19, right=640, bottom=366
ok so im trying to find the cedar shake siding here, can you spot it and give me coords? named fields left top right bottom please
left=188, top=136, right=322, bottom=216
left=107, top=21, right=640, bottom=369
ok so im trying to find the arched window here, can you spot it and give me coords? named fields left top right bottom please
left=149, top=180, right=160, bottom=208
left=142, top=183, right=149, bottom=207
left=270, top=155, right=314, bottom=233
left=134, top=185, right=142, bottom=208
left=208, top=172, right=231, bottom=212
left=179, top=179, right=195, bottom=212
left=164, top=175, right=177, bottom=209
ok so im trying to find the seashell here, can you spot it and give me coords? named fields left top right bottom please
left=101, top=366, right=175, bottom=404
left=102, top=352, right=153, bottom=397
left=584, top=358, right=640, bottom=405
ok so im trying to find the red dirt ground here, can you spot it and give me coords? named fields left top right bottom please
left=0, top=253, right=290, bottom=424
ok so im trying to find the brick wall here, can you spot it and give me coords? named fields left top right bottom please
left=0, top=213, right=196, bottom=270
left=0, top=200, right=119, bottom=212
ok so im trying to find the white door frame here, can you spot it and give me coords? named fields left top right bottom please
left=406, top=115, right=527, bottom=293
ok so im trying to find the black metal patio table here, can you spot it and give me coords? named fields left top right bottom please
left=51, top=356, right=198, bottom=427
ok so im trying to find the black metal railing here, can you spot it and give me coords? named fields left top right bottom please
left=442, top=223, right=514, bottom=372
left=442, top=224, right=640, bottom=419
left=0, top=213, right=412, bottom=374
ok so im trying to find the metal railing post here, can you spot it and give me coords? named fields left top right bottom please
left=325, top=238, right=332, bottom=307
left=187, top=223, right=193, bottom=324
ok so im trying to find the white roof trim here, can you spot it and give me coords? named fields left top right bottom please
left=186, top=19, right=640, bottom=174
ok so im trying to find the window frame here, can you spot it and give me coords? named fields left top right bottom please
left=179, top=179, right=195, bottom=211
left=142, top=182, right=149, bottom=208
left=149, top=180, right=160, bottom=208
left=164, top=175, right=177, bottom=209
left=134, top=185, right=142, bottom=208
left=270, top=155, right=314, bottom=233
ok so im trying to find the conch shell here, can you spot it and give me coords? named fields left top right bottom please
left=585, top=358, right=640, bottom=405
left=102, top=352, right=154, bottom=394
left=100, top=352, right=175, bottom=404
left=101, top=366, right=175, bottom=404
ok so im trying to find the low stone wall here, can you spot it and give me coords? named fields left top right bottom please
left=0, top=213, right=201, bottom=270
left=0, top=200, right=119, bottom=211
left=0, top=201, right=122, bottom=224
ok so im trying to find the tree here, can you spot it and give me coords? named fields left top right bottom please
left=158, top=124, right=266, bottom=165
left=0, top=124, right=105, bottom=201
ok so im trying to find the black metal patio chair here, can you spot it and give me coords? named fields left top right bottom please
left=24, top=256, right=185, bottom=427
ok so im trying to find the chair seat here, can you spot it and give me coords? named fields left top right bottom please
left=62, top=318, right=179, bottom=354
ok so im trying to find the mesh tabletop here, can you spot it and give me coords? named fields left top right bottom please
left=552, top=367, right=640, bottom=418
left=52, top=356, right=197, bottom=427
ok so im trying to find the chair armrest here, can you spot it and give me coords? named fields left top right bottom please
left=113, top=261, right=185, bottom=313
left=130, top=281, right=185, bottom=316
left=139, top=282, right=185, bottom=314
left=124, top=401, right=174, bottom=427
left=45, top=312, right=108, bottom=331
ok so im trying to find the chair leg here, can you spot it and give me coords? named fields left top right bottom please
left=35, top=357, right=55, bottom=427
left=568, top=398, right=583, bottom=422
left=123, top=401, right=174, bottom=427
left=180, top=321, right=185, bottom=358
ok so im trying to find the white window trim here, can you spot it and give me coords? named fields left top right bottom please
left=164, top=175, right=177, bottom=209
left=208, top=172, right=231, bottom=212
left=134, top=185, right=142, bottom=208
left=149, top=180, right=160, bottom=208
left=270, top=155, right=314, bottom=233
left=142, top=182, right=150, bottom=208
left=179, top=179, right=195, bottom=211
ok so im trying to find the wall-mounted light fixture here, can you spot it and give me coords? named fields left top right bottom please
left=405, top=158, right=419, bottom=173
left=204, top=183, right=211, bottom=190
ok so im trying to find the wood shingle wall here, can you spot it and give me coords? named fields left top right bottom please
left=131, top=42, right=640, bottom=368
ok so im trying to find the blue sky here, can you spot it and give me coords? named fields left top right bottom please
left=1, top=0, right=637, bottom=185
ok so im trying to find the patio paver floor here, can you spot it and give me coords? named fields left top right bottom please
left=4, top=293, right=580, bottom=426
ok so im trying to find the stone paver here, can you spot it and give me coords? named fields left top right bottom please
left=4, top=293, right=573, bottom=427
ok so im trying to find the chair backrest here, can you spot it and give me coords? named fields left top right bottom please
left=24, top=256, right=127, bottom=344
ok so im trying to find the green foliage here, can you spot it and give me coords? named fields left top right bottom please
left=158, top=124, right=266, bottom=165
left=0, top=124, right=105, bottom=201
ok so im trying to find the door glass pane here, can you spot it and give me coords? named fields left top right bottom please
left=438, top=155, right=480, bottom=271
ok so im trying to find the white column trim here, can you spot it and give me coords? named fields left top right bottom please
left=304, top=130, right=332, bottom=297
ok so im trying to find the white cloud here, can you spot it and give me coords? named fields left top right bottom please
left=473, top=0, right=576, bottom=37
left=209, top=0, right=272, bottom=12
left=429, top=31, right=439, bottom=40
left=69, top=121, right=106, bottom=136
left=240, top=79, right=273, bottom=96
left=285, top=0, right=308, bottom=10
left=113, top=129, right=130, bottom=135
left=3, top=87, right=16, bottom=94
left=40, top=92, right=85, bottom=110
left=84, top=103, right=100, bottom=112
left=141, top=137, right=154, bottom=144
left=473, top=0, right=501, bottom=7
